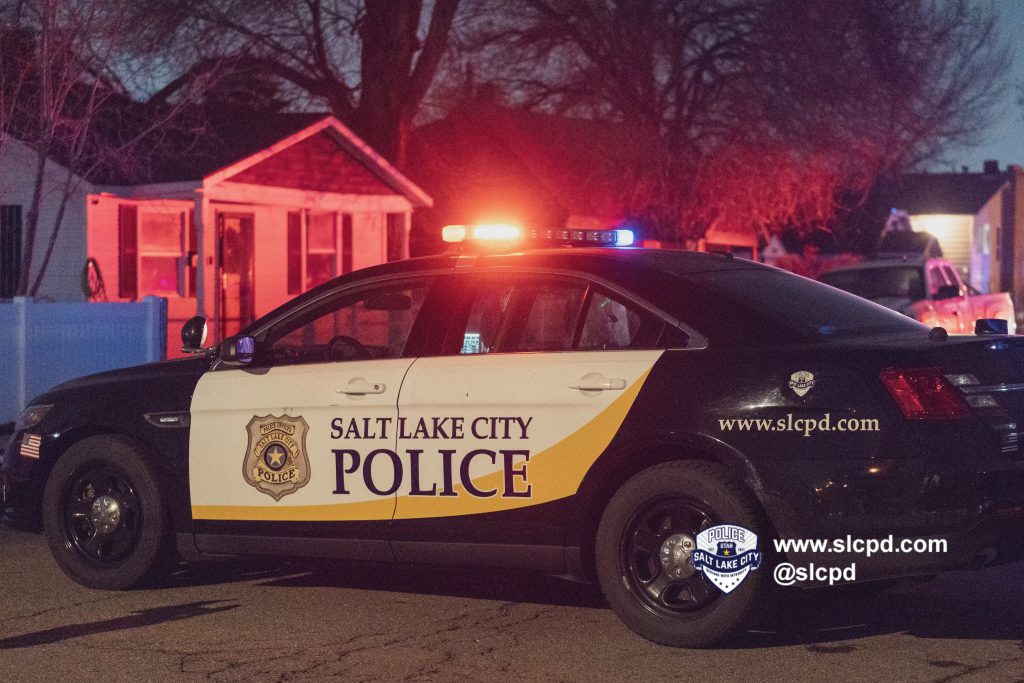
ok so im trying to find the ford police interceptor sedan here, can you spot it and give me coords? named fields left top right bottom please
left=3, top=226, right=1024, bottom=648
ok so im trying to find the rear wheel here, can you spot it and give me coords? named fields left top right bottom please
left=595, top=461, right=769, bottom=647
left=42, top=435, right=172, bottom=589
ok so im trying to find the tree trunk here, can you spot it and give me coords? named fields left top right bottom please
left=352, top=0, right=421, bottom=167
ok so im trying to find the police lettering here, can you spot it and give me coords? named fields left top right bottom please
left=706, top=526, right=746, bottom=543
left=329, top=416, right=533, bottom=441
left=332, top=448, right=531, bottom=499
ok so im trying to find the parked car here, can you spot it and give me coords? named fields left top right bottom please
left=818, top=256, right=1016, bottom=334
left=4, top=229, right=1024, bottom=648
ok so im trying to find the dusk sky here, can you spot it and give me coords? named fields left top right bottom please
left=943, top=0, right=1024, bottom=172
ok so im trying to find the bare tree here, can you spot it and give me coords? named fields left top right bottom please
left=456, top=0, right=1009, bottom=241
left=138, top=0, right=460, bottom=169
left=0, top=0, right=216, bottom=297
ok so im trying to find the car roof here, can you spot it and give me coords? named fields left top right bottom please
left=822, top=256, right=927, bottom=275
left=249, top=247, right=770, bottom=338
left=326, top=247, right=767, bottom=286
left=467, top=247, right=767, bottom=275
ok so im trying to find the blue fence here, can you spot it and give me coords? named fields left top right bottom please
left=0, top=296, right=167, bottom=425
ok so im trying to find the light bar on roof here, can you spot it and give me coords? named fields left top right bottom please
left=442, top=224, right=522, bottom=243
left=442, top=224, right=635, bottom=248
left=525, top=227, right=635, bottom=246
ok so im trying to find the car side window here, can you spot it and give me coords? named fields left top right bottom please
left=460, top=282, right=516, bottom=354
left=267, top=280, right=432, bottom=365
left=460, top=279, right=587, bottom=354
left=515, top=282, right=587, bottom=351
left=927, top=265, right=948, bottom=296
left=458, top=277, right=669, bottom=354
left=941, top=266, right=961, bottom=290
left=579, top=290, right=663, bottom=350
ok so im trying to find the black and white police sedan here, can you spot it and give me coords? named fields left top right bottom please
left=3, top=226, right=1024, bottom=647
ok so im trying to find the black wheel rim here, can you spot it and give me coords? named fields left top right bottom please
left=620, top=496, right=721, bottom=616
left=61, top=464, right=141, bottom=566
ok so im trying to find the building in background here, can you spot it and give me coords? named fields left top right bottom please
left=1, top=115, right=432, bottom=356
left=867, top=162, right=1024, bottom=300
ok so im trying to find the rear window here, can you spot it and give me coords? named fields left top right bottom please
left=696, top=268, right=927, bottom=339
left=819, top=266, right=925, bottom=302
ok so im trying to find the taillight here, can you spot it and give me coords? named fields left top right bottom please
left=879, top=368, right=973, bottom=420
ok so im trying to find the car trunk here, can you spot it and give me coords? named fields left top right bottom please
left=924, top=335, right=1024, bottom=461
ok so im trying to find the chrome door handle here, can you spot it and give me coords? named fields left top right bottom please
left=337, top=381, right=386, bottom=395
left=569, top=377, right=627, bottom=391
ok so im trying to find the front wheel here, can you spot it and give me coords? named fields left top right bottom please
left=595, top=461, right=770, bottom=647
left=42, top=435, right=173, bottom=589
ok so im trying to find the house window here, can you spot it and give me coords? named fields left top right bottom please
left=306, top=211, right=337, bottom=289
left=138, top=209, right=185, bottom=296
left=118, top=204, right=189, bottom=300
left=287, top=211, right=354, bottom=293
left=1, top=204, right=22, bottom=298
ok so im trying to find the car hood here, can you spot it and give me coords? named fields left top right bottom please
left=42, top=356, right=211, bottom=396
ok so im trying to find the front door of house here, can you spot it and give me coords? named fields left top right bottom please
left=219, top=213, right=255, bottom=338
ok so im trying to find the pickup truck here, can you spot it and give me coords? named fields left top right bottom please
left=818, top=256, right=1017, bottom=334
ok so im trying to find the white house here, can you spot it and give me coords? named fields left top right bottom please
left=0, top=137, right=90, bottom=302
left=0, top=115, right=432, bottom=357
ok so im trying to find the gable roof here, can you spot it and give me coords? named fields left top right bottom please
left=407, top=105, right=654, bottom=223
left=873, top=171, right=1007, bottom=215
left=41, top=108, right=430, bottom=206
left=203, top=115, right=431, bottom=206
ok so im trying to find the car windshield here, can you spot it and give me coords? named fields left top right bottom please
left=818, top=266, right=925, bottom=302
left=695, top=268, right=928, bottom=339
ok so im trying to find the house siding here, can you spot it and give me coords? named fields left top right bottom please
left=972, top=192, right=1004, bottom=294
left=0, top=138, right=88, bottom=301
left=909, top=214, right=972, bottom=276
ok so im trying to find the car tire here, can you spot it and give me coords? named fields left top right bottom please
left=42, top=435, right=173, bottom=590
left=595, top=460, right=769, bottom=648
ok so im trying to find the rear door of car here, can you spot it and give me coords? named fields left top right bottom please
left=389, top=269, right=686, bottom=569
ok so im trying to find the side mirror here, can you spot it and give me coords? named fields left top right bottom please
left=181, top=316, right=208, bottom=353
left=935, top=284, right=962, bottom=300
left=221, top=336, right=255, bottom=366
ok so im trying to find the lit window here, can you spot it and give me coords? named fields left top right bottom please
left=306, top=212, right=337, bottom=289
left=138, top=209, right=184, bottom=296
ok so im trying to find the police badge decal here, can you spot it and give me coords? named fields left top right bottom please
left=243, top=415, right=311, bottom=501
left=788, top=370, right=815, bottom=397
left=690, top=524, right=762, bottom=593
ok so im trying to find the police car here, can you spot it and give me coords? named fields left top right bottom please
left=3, top=225, right=1024, bottom=648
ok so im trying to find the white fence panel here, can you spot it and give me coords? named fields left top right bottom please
left=0, top=296, right=166, bottom=425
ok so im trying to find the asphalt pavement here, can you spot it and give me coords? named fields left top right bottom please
left=0, top=525, right=1022, bottom=682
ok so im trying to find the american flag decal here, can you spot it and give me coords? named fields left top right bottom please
left=20, top=434, right=42, bottom=460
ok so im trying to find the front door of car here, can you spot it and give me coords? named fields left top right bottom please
left=188, top=276, right=435, bottom=560
left=390, top=273, right=672, bottom=566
